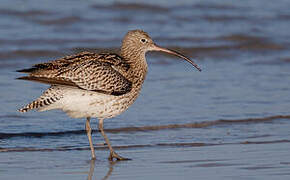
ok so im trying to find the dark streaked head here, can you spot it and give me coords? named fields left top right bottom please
left=121, top=29, right=201, bottom=71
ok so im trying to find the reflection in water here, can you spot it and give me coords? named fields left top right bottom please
left=87, top=160, right=95, bottom=180
left=87, top=159, right=115, bottom=180
left=101, top=162, right=114, bottom=180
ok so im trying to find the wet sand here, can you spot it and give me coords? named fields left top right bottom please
left=1, top=115, right=290, bottom=179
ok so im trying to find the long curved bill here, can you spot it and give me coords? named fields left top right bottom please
left=152, top=44, right=202, bottom=72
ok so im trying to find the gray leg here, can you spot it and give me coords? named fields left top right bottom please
left=86, top=117, right=96, bottom=160
left=98, top=118, right=131, bottom=161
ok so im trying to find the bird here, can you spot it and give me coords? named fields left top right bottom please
left=17, top=30, right=201, bottom=161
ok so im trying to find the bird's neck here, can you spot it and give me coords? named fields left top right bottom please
left=120, top=47, right=148, bottom=89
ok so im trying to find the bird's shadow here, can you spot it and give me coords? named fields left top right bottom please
left=87, top=159, right=117, bottom=180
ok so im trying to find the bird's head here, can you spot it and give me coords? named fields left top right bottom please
left=121, top=29, right=201, bottom=71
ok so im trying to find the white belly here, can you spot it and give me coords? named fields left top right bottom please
left=40, top=86, right=134, bottom=119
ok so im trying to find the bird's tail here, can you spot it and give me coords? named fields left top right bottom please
left=18, top=86, right=63, bottom=113
left=19, top=101, right=39, bottom=112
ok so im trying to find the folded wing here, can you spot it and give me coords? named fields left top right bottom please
left=17, top=52, right=132, bottom=96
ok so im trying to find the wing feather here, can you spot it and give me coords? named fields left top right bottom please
left=17, top=52, right=132, bottom=96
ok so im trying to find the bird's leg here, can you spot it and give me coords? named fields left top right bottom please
left=98, top=118, right=131, bottom=161
left=86, top=117, right=96, bottom=160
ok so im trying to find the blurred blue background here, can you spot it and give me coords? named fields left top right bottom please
left=0, top=0, right=290, bottom=179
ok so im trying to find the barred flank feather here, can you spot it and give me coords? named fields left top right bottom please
left=18, top=86, right=63, bottom=112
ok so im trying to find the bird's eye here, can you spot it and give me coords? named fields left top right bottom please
left=140, top=38, right=147, bottom=43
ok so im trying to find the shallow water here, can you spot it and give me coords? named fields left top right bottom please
left=1, top=0, right=290, bottom=179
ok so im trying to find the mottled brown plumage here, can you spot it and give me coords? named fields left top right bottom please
left=18, top=52, right=132, bottom=96
left=17, top=29, right=201, bottom=161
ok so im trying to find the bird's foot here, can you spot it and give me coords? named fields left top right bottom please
left=108, top=151, right=131, bottom=161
